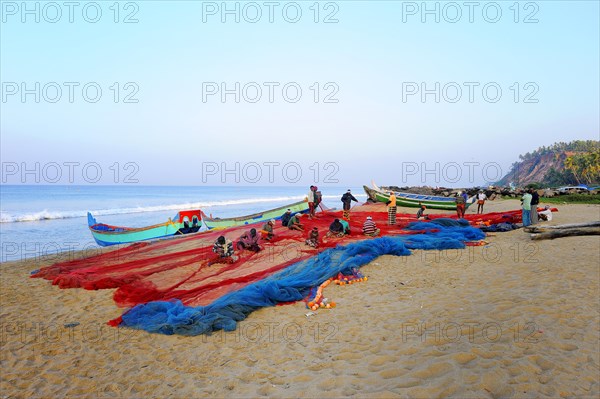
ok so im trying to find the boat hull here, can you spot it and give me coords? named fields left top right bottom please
left=88, top=212, right=200, bottom=246
left=364, top=185, right=470, bottom=210
left=89, top=224, right=183, bottom=246
left=204, top=200, right=310, bottom=229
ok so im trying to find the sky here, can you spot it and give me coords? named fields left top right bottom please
left=1, top=0, right=599, bottom=188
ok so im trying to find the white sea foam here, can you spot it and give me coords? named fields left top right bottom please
left=0, top=194, right=364, bottom=223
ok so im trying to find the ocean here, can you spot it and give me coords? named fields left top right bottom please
left=0, top=185, right=366, bottom=263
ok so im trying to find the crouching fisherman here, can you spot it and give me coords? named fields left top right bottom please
left=237, top=228, right=262, bottom=252
left=210, top=236, right=237, bottom=264
left=362, top=216, right=380, bottom=237
left=287, top=213, right=305, bottom=231
left=326, top=218, right=346, bottom=238
left=305, top=227, right=319, bottom=248
left=260, top=219, right=276, bottom=240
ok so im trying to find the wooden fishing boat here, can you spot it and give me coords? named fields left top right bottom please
left=363, top=182, right=474, bottom=210
left=88, top=210, right=202, bottom=246
left=203, top=199, right=309, bottom=229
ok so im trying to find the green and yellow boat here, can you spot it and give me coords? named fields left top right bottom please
left=364, top=182, right=474, bottom=211
left=203, top=199, right=309, bottom=229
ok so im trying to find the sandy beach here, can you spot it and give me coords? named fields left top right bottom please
left=1, top=199, right=599, bottom=398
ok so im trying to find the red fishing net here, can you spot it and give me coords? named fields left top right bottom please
left=32, top=203, right=524, bottom=312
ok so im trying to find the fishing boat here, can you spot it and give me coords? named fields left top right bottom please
left=363, top=182, right=474, bottom=210
left=88, top=210, right=202, bottom=246
left=203, top=199, right=309, bottom=229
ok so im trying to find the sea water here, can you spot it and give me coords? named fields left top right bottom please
left=0, top=185, right=366, bottom=262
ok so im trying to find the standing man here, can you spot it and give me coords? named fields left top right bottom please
left=341, top=189, right=358, bottom=220
left=530, top=189, right=540, bottom=225
left=307, top=186, right=316, bottom=219
left=313, top=186, right=322, bottom=212
left=521, top=190, right=532, bottom=227
left=477, top=190, right=487, bottom=214
left=455, top=191, right=466, bottom=219
left=387, top=191, right=397, bottom=225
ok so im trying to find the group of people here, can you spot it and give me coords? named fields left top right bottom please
left=454, top=190, right=488, bottom=219
left=211, top=186, right=553, bottom=264
left=520, top=188, right=542, bottom=227
left=211, top=218, right=278, bottom=263
left=210, top=186, right=383, bottom=263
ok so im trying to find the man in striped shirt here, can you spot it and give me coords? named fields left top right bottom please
left=362, top=216, right=380, bottom=237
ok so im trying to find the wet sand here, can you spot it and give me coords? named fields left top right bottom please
left=1, top=199, right=599, bottom=398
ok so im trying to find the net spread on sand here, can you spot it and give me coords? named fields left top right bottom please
left=32, top=206, right=522, bottom=336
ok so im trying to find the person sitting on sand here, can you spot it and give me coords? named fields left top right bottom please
left=538, top=205, right=553, bottom=221
left=260, top=219, right=275, bottom=240
left=326, top=218, right=345, bottom=238
left=416, top=204, right=429, bottom=220
left=281, top=209, right=292, bottom=227
left=211, top=236, right=237, bottom=263
left=305, top=227, right=319, bottom=248
left=339, top=218, right=350, bottom=235
left=362, top=216, right=380, bottom=237
left=236, top=228, right=262, bottom=252
left=287, top=213, right=304, bottom=231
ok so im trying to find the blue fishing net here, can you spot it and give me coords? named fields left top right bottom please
left=119, top=225, right=484, bottom=336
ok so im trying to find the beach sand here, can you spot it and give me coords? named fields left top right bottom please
left=1, top=200, right=599, bottom=398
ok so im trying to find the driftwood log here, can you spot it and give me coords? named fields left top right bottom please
left=524, top=221, right=600, bottom=233
left=530, top=227, right=600, bottom=240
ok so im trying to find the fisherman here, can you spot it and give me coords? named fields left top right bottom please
left=326, top=218, right=345, bottom=237
left=307, top=186, right=316, bottom=219
left=281, top=209, right=292, bottom=227
left=530, top=189, right=540, bottom=224
left=477, top=190, right=487, bottom=214
left=387, top=191, right=397, bottom=225
left=339, top=218, right=350, bottom=235
left=341, top=189, right=358, bottom=219
left=305, top=227, right=319, bottom=248
left=313, top=186, right=323, bottom=213
left=260, top=219, right=276, bottom=240
left=538, top=205, right=553, bottom=221
left=521, top=190, right=532, bottom=227
left=236, top=228, right=262, bottom=252
left=455, top=191, right=466, bottom=219
left=176, top=220, right=191, bottom=235
left=461, top=190, right=469, bottom=204
left=191, top=217, right=200, bottom=232
left=287, top=212, right=304, bottom=231
left=416, top=204, right=428, bottom=220
left=362, top=216, right=380, bottom=237
left=211, top=235, right=236, bottom=263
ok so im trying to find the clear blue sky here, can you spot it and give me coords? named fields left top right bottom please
left=1, top=0, right=598, bottom=187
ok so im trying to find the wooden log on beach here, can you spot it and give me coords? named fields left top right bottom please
left=530, top=227, right=600, bottom=240
left=524, top=221, right=600, bottom=233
